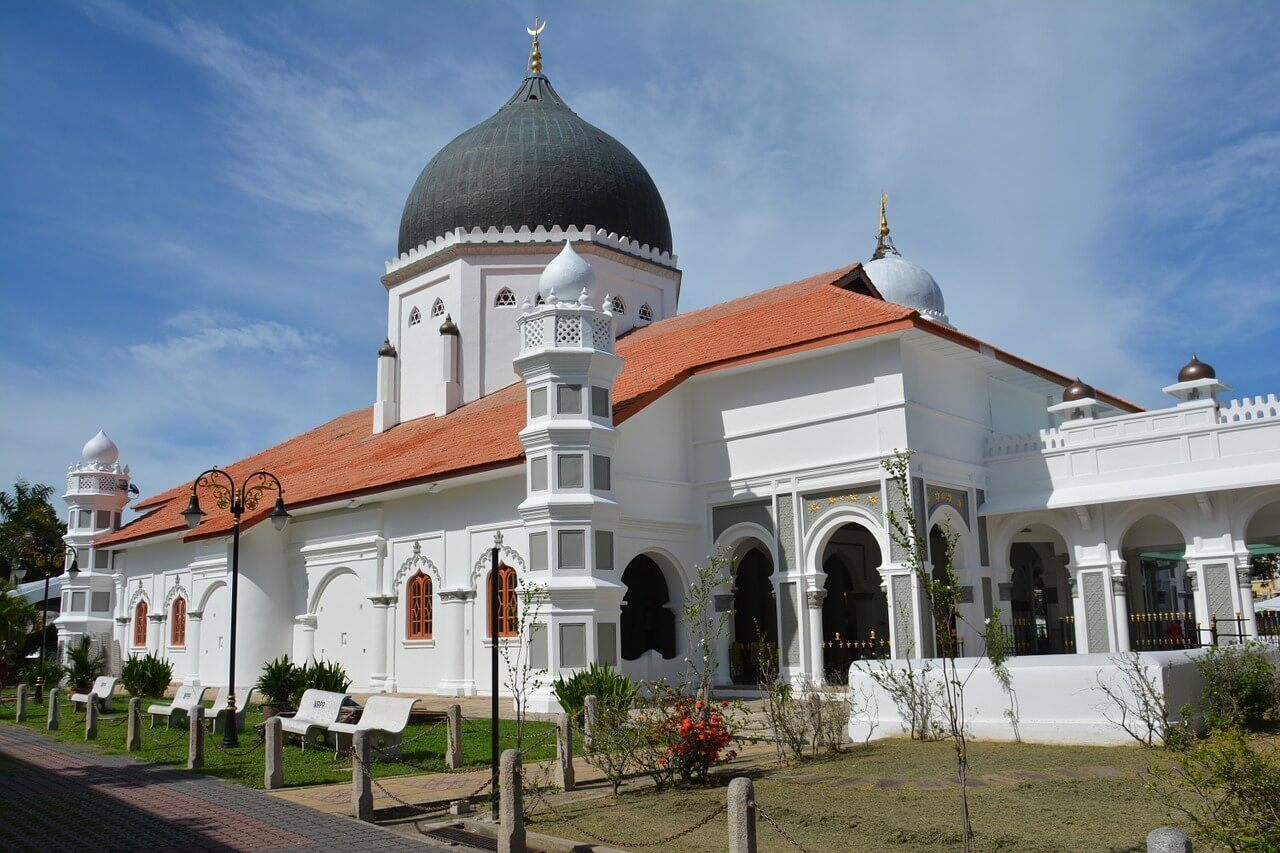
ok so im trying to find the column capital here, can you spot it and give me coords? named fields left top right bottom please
left=439, top=588, right=475, bottom=602
left=805, top=589, right=827, bottom=609
left=368, top=594, right=397, bottom=607
left=186, top=610, right=203, bottom=620
left=294, top=613, right=317, bottom=629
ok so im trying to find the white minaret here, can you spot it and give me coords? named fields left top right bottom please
left=514, top=242, right=626, bottom=711
left=58, top=430, right=132, bottom=671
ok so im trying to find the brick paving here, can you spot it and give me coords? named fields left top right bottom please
left=0, top=725, right=453, bottom=852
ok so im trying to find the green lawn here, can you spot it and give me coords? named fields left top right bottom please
left=527, top=738, right=1184, bottom=852
left=3, top=693, right=563, bottom=789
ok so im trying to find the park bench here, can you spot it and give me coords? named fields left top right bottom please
left=146, top=684, right=208, bottom=728
left=204, top=685, right=257, bottom=735
left=278, top=689, right=349, bottom=749
left=70, top=676, right=118, bottom=713
left=327, top=695, right=417, bottom=758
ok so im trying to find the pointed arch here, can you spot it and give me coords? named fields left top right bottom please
left=133, top=599, right=149, bottom=648
left=609, top=295, right=626, bottom=314
left=394, top=540, right=442, bottom=590
left=431, top=298, right=445, bottom=318
left=408, top=306, right=422, bottom=326
left=406, top=571, right=433, bottom=639
left=638, top=303, right=653, bottom=323
left=494, top=287, right=517, bottom=307
left=170, top=596, right=187, bottom=646
left=487, top=564, right=518, bottom=638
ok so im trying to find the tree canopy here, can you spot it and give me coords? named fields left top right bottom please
left=0, top=479, right=65, bottom=583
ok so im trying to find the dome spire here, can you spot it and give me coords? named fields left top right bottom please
left=526, top=17, right=546, bottom=74
left=873, top=191, right=898, bottom=259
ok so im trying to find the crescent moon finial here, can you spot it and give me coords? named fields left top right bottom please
left=525, top=17, right=546, bottom=73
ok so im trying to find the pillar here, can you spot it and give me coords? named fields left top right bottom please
left=1147, top=827, right=1193, bottom=853
left=85, top=700, right=98, bottom=739
left=127, top=697, right=142, bottom=751
left=148, top=613, right=166, bottom=657
left=15, top=684, right=26, bottom=722
left=555, top=713, right=574, bottom=791
left=727, top=777, right=756, bottom=853
left=368, top=595, right=393, bottom=691
left=265, top=716, right=284, bottom=789
left=294, top=614, right=317, bottom=663
left=438, top=591, right=473, bottom=695
left=1237, top=556, right=1259, bottom=640
left=446, top=703, right=464, bottom=769
left=885, top=569, right=919, bottom=658
left=184, top=611, right=203, bottom=685
left=352, top=730, right=373, bottom=820
left=805, top=589, right=826, bottom=683
left=187, top=706, right=204, bottom=768
left=499, top=749, right=525, bottom=853
left=582, top=694, right=598, bottom=751
left=47, top=688, right=60, bottom=730
left=1111, top=569, right=1131, bottom=653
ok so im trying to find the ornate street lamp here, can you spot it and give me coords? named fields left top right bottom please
left=182, top=468, right=291, bottom=747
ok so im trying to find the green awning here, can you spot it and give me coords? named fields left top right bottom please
left=1139, top=543, right=1280, bottom=562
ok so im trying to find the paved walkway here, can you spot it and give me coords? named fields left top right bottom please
left=0, top=724, right=453, bottom=852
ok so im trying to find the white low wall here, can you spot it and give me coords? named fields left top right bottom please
left=847, top=650, right=1209, bottom=746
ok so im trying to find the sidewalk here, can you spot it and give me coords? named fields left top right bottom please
left=0, top=724, right=453, bottom=852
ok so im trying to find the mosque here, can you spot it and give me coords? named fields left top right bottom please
left=54, top=31, right=1280, bottom=722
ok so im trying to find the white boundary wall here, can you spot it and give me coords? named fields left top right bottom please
left=848, top=650, right=1212, bottom=746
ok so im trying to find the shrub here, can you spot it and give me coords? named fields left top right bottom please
left=1147, top=727, right=1280, bottom=850
left=18, top=658, right=65, bottom=690
left=65, top=636, right=105, bottom=692
left=1195, top=642, right=1280, bottom=731
left=651, top=687, right=739, bottom=784
left=552, top=663, right=637, bottom=720
left=294, top=658, right=351, bottom=704
left=256, top=655, right=304, bottom=707
left=120, top=653, right=174, bottom=697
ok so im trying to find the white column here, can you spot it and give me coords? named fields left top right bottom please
left=713, top=590, right=732, bottom=687
left=147, top=614, right=166, bottom=657
left=1184, top=562, right=1210, bottom=641
left=1236, top=556, right=1259, bottom=640
left=294, top=614, right=317, bottom=663
left=368, top=595, right=393, bottom=692
left=1111, top=569, right=1131, bottom=653
left=805, top=589, right=826, bottom=685
left=437, top=590, right=473, bottom=696
left=185, top=611, right=203, bottom=684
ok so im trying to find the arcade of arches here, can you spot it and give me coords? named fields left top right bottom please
left=819, top=522, right=888, bottom=684
left=1008, top=524, right=1073, bottom=655
left=730, top=544, right=777, bottom=684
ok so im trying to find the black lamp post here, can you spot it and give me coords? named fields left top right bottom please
left=490, top=535, right=501, bottom=822
left=182, top=468, right=291, bottom=747
left=34, top=547, right=74, bottom=704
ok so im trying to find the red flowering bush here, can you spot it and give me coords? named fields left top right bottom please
left=646, top=688, right=741, bottom=784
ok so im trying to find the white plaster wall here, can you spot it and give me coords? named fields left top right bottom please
left=312, top=569, right=372, bottom=688
left=848, top=649, right=1220, bottom=745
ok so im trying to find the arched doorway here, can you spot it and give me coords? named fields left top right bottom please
left=1245, top=499, right=1280, bottom=640
left=927, top=524, right=959, bottom=657
left=621, top=555, right=677, bottom=661
left=820, top=523, right=887, bottom=683
left=730, top=545, right=777, bottom=685
left=313, top=569, right=370, bottom=689
left=1009, top=523, right=1073, bottom=654
left=1121, top=515, right=1194, bottom=650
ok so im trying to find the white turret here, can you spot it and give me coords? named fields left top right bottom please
left=513, top=244, right=625, bottom=711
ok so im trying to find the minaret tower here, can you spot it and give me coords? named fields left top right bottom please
left=59, top=430, right=132, bottom=670
left=514, top=241, right=625, bottom=711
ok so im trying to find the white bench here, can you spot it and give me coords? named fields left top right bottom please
left=146, top=685, right=208, bottom=728
left=278, top=689, right=349, bottom=749
left=70, top=677, right=118, bottom=713
left=327, top=696, right=417, bottom=758
left=204, top=686, right=257, bottom=735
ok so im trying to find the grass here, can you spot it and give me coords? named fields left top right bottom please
left=526, top=738, right=1180, bottom=852
left=2, top=693, right=564, bottom=789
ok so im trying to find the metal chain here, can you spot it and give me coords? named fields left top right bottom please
left=351, top=746, right=495, bottom=815
left=209, top=735, right=266, bottom=757
left=367, top=740, right=492, bottom=775
left=529, top=787, right=726, bottom=848
left=752, top=801, right=809, bottom=852
left=397, top=717, right=447, bottom=747
left=140, top=727, right=193, bottom=751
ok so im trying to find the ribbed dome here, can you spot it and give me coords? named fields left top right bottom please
left=398, top=73, right=672, bottom=257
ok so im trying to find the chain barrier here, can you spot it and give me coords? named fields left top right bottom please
left=397, top=717, right=447, bottom=748
left=367, top=740, right=491, bottom=776
left=351, top=746, right=495, bottom=816
left=529, top=787, right=726, bottom=848
left=752, top=801, right=809, bottom=852
left=140, top=727, right=193, bottom=752
left=209, top=735, right=267, bottom=758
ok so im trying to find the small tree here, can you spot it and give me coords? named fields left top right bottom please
left=882, top=449, right=1012, bottom=852
left=0, top=579, right=38, bottom=684
left=65, top=636, right=106, bottom=692
left=498, top=580, right=548, bottom=748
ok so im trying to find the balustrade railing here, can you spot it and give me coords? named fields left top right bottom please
left=1129, top=611, right=1199, bottom=651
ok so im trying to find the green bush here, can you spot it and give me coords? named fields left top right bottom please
left=552, top=663, right=637, bottom=720
left=65, top=636, right=105, bottom=692
left=256, top=655, right=305, bottom=707
left=292, top=658, right=351, bottom=705
left=120, top=653, right=174, bottom=696
left=1147, top=727, right=1280, bottom=850
left=18, top=658, right=65, bottom=690
left=1195, top=642, right=1280, bottom=730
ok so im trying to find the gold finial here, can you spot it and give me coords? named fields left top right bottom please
left=526, top=17, right=546, bottom=74
left=878, top=191, right=890, bottom=238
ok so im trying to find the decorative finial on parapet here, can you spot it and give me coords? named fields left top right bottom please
left=879, top=191, right=890, bottom=239
left=526, top=17, right=546, bottom=74
left=493, top=529, right=505, bottom=549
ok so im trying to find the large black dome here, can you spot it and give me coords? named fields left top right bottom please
left=398, top=73, right=673, bottom=256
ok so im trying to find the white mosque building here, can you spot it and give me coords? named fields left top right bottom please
left=55, top=37, right=1280, bottom=720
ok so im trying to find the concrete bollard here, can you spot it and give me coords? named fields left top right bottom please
left=47, top=688, right=60, bottom=730
left=555, top=713, right=575, bottom=792
left=583, top=695, right=597, bottom=752
left=187, top=706, right=205, bottom=769
left=85, top=699, right=98, bottom=740
left=728, top=777, right=756, bottom=853
left=1147, top=827, right=1193, bottom=853
left=446, top=703, right=464, bottom=769
left=127, top=697, right=142, bottom=751
left=352, top=730, right=374, bottom=821
left=499, top=748, right=525, bottom=853
left=15, top=684, right=27, bottom=722
left=264, top=716, right=284, bottom=790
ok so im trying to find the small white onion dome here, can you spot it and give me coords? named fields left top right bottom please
left=863, top=251, right=948, bottom=324
left=81, top=429, right=119, bottom=467
left=538, top=241, right=595, bottom=305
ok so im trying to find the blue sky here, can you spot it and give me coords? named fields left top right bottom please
left=2, top=1, right=1279, bottom=503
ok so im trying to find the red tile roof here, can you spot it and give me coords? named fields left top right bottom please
left=97, top=262, right=1136, bottom=548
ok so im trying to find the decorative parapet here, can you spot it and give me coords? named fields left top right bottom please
left=385, top=224, right=679, bottom=275
left=1217, top=393, right=1280, bottom=424
left=517, top=298, right=615, bottom=356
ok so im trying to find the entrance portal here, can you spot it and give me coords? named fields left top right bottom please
left=730, top=546, right=776, bottom=685
left=819, top=523, right=887, bottom=684
left=1009, top=524, right=1073, bottom=654
left=620, top=555, right=677, bottom=661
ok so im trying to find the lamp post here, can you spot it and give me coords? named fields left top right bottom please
left=34, top=547, right=72, bottom=704
left=181, top=468, right=291, bottom=747
left=490, top=534, right=501, bottom=822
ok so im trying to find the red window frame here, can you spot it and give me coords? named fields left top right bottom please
left=406, top=571, right=433, bottom=639
left=133, top=600, right=148, bottom=647
left=488, top=565, right=518, bottom=638
left=170, top=598, right=186, bottom=647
